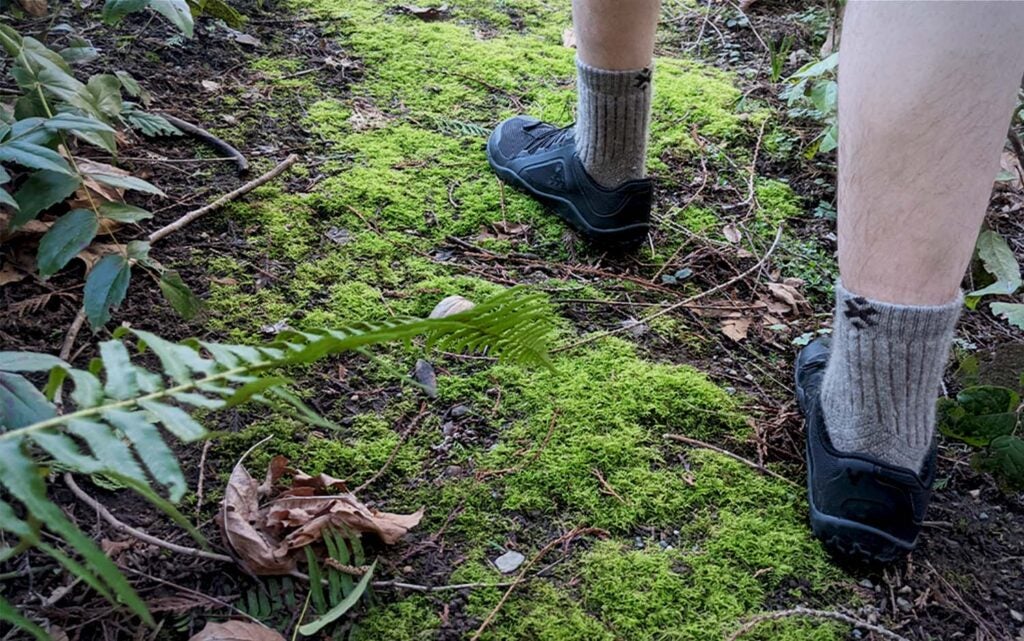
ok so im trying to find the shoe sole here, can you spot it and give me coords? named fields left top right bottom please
left=487, top=158, right=650, bottom=251
left=795, top=382, right=915, bottom=565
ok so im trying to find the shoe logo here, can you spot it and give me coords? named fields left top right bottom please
left=549, top=164, right=565, bottom=190
left=844, top=297, right=879, bottom=330
left=634, top=68, right=652, bottom=90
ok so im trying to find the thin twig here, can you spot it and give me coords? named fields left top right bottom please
left=475, top=409, right=559, bottom=480
left=157, top=113, right=249, bottom=174
left=354, top=402, right=429, bottom=494
left=556, top=225, right=783, bottom=353
left=195, top=439, right=212, bottom=517
left=372, top=580, right=514, bottom=592
left=148, top=155, right=298, bottom=243
left=59, top=308, right=87, bottom=361
left=663, top=434, right=798, bottom=487
left=121, top=567, right=261, bottom=624
left=591, top=468, right=626, bottom=503
left=725, top=607, right=910, bottom=641
left=63, top=473, right=234, bottom=563
left=470, top=528, right=606, bottom=641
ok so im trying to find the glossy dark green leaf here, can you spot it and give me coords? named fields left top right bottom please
left=0, top=140, right=73, bottom=174
left=159, top=270, right=201, bottom=320
left=150, top=0, right=194, bottom=37
left=938, top=386, right=1020, bottom=447
left=0, top=352, right=67, bottom=372
left=0, top=371, right=56, bottom=430
left=66, top=418, right=147, bottom=483
left=102, top=0, right=151, bottom=23
left=84, top=254, right=131, bottom=330
left=37, top=209, right=98, bottom=278
left=85, top=171, right=165, bottom=196
left=975, top=435, right=1024, bottom=490
left=98, top=340, right=138, bottom=400
left=98, top=201, right=153, bottom=223
left=11, top=170, right=81, bottom=229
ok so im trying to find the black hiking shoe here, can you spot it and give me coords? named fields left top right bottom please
left=795, top=337, right=937, bottom=564
left=486, top=116, right=652, bottom=249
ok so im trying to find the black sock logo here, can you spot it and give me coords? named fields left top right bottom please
left=844, top=297, right=879, bottom=329
left=634, top=68, right=652, bottom=90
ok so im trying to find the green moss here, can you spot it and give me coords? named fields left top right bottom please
left=350, top=596, right=439, bottom=641
left=581, top=534, right=843, bottom=641
left=674, top=205, right=719, bottom=233
left=755, top=178, right=804, bottom=225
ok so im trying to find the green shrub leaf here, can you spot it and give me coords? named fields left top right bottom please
left=84, top=253, right=131, bottom=329
left=968, top=230, right=1022, bottom=299
left=159, top=270, right=201, bottom=320
left=98, top=201, right=153, bottom=223
left=37, top=208, right=98, bottom=278
left=0, top=372, right=56, bottom=429
left=991, top=302, right=1024, bottom=330
left=0, top=352, right=67, bottom=373
left=0, top=594, right=48, bottom=641
left=0, top=140, right=73, bottom=174
left=975, top=435, right=1024, bottom=490
left=938, top=385, right=1020, bottom=447
left=11, top=170, right=82, bottom=229
left=102, top=0, right=151, bottom=23
left=150, top=0, right=194, bottom=37
left=84, top=171, right=165, bottom=196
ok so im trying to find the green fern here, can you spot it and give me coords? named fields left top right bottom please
left=0, top=288, right=553, bottom=635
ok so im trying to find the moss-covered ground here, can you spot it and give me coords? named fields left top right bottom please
left=200, top=0, right=855, bottom=638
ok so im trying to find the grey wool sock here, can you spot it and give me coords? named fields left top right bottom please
left=575, top=58, right=653, bottom=188
left=820, top=282, right=962, bottom=472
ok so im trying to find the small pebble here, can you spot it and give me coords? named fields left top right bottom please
left=898, top=585, right=912, bottom=596
left=414, top=359, right=437, bottom=398
left=1011, top=609, right=1024, bottom=623
left=896, top=597, right=912, bottom=613
left=969, top=489, right=981, bottom=499
left=858, top=579, right=874, bottom=590
left=634, top=536, right=645, bottom=549
left=493, top=551, right=525, bottom=574
left=979, top=511, right=989, bottom=520
left=450, top=404, right=470, bottom=418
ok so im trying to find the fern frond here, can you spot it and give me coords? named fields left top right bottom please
left=0, top=287, right=553, bottom=631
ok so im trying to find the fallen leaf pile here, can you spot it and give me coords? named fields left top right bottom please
left=188, top=621, right=285, bottom=641
left=220, top=455, right=423, bottom=575
left=692, top=260, right=811, bottom=343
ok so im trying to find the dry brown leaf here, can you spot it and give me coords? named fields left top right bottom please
left=17, top=0, right=47, bottom=16
left=562, top=26, right=576, bottom=48
left=999, top=150, right=1022, bottom=190
left=491, top=221, right=529, bottom=236
left=720, top=318, right=752, bottom=342
left=220, top=460, right=297, bottom=575
left=722, top=223, right=742, bottom=244
left=201, top=80, right=223, bottom=92
left=291, top=470, right=349, bottom=492
left=188, top=621, right=285, bottom=641
left=0, top=262, right=27, bottom=287
left=75, top=243, right=121, bottom=274
left=100, top=538, right=133, bottom=557
left=221, top=456, right=421, bottom=575
left=767, top=282, right=808, bottom=313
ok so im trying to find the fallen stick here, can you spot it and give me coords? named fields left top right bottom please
left=158, top=113, right=249, bottom=174
left=148, top=154, right=298, bottom=244
left=64, top=472, right=234, bottom=564
left=725, top=607, right=910, bottom=641
left=663, top=433, right=798, bottom=487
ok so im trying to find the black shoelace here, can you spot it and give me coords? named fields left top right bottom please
left=523, top=123, right=575, bottom=153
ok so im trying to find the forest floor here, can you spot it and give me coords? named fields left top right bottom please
left=2, top=0, right=1024, bottom=640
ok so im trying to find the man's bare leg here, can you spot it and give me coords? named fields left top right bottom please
left=798, top=1, right=1024, bottom=562
left=486, top=1, right=661, bottom=247
left=572, top=0, right=661, bottom=187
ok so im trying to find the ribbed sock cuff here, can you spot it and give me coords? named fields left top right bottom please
left=575, top=57, right=653, bottom=187
left=820, top=281, right=962, bottom=471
